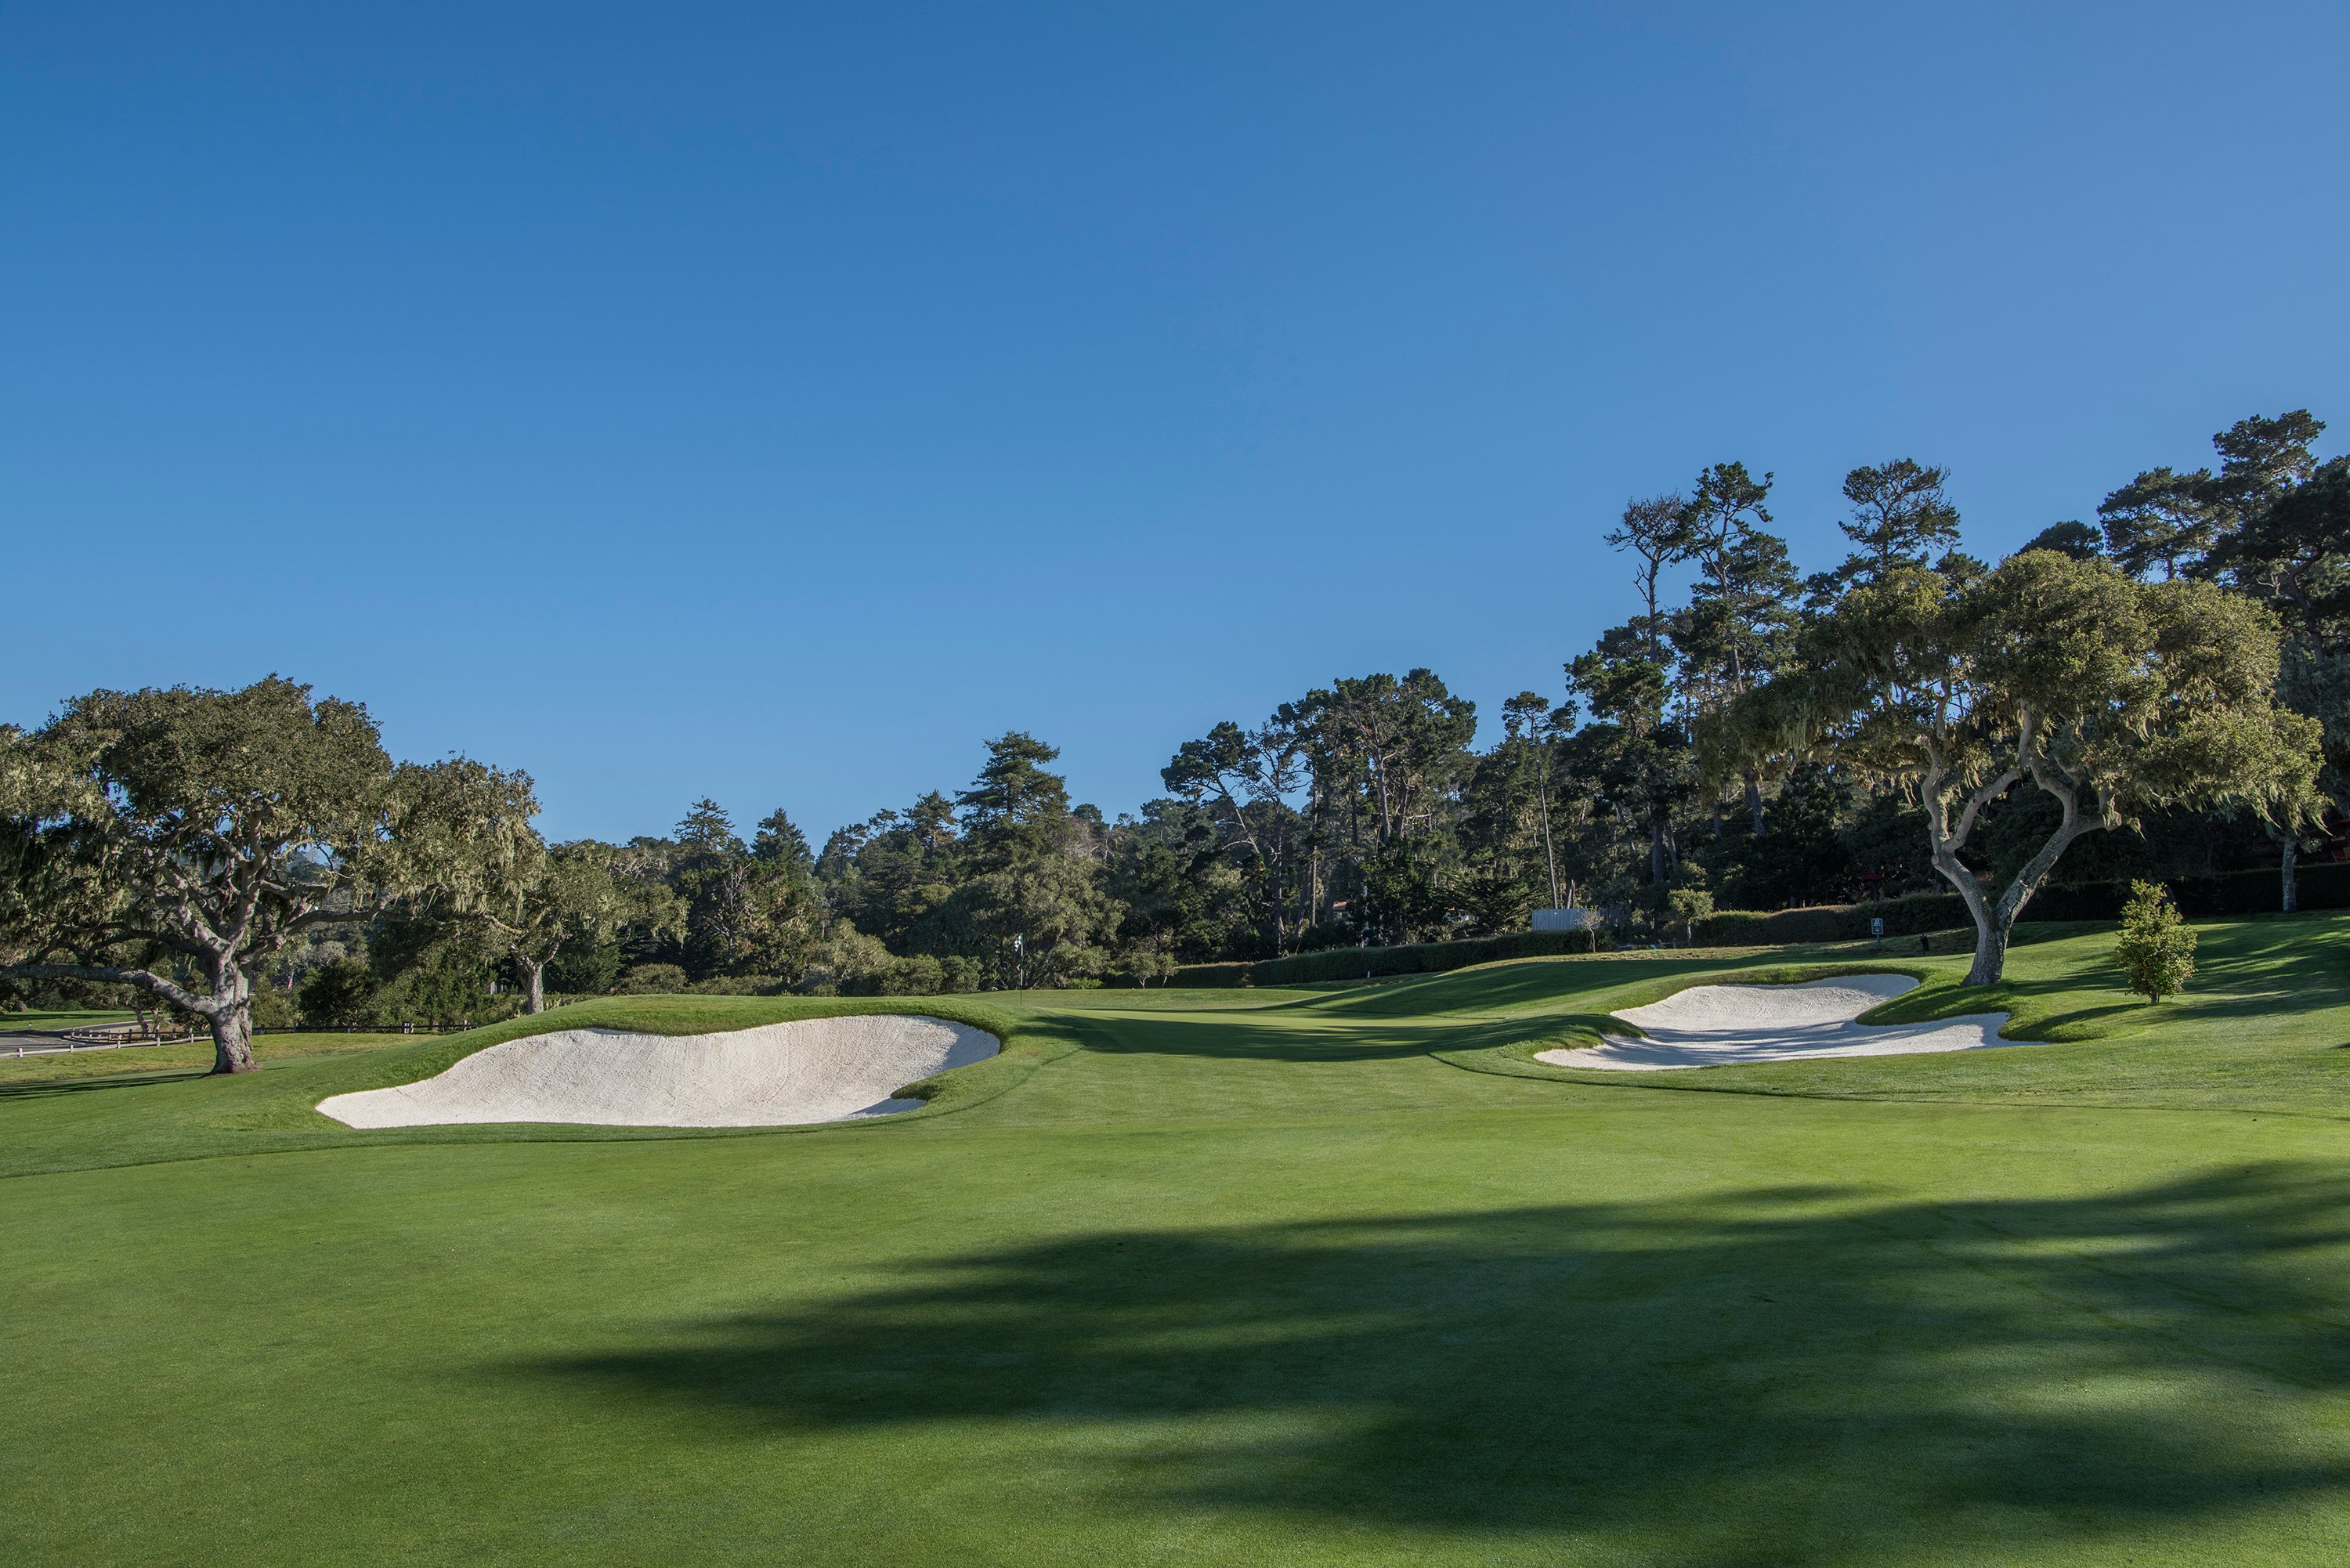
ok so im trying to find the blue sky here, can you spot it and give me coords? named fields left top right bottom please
left=6, top=2, right=2345, bottom=843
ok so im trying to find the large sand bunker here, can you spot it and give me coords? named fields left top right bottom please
left=1535, top=974, right=2012, bottom=1071
left=316, top=1014, right=998, bottom=1129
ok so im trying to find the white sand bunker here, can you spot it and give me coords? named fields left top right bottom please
left=316, top=1014, right=998, bottom=1129
left=1535, top=974, right=2012, bottom=1072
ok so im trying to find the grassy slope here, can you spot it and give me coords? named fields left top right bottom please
left=1430, top=912, right=2350, bottom=1112
left=3, top=917, right=2348, bottom=1566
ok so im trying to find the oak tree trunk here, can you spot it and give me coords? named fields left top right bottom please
left=1925, top=843, right=2005, bottom=987
left=1940, top=791, right=2084, bottom=988
left=206, top=972, right=256, bottom=1073
left=208, top=1006, right=255, bottom=1075
left=519, top=955, right=547, bottom=1013
left=1965, top=916, right=2009, bottom=989
left=198, top=952, right=258, bottom=1074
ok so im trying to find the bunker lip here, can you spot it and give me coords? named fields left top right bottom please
left=314, top=1014, right=999, bottom=1128
left=1535, top=974, right=2014, bottom=1071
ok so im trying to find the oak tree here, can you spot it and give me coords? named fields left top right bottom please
left=1723, top=551, right=2321, bottom=985
left=0, top=679, right=529, bottom=1071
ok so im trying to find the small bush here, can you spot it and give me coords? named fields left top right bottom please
left=616, top=963, right=690, bottom=995
left=1666, top=887, right=1714, bottom=945
left=1112, top=947, right=1180, bottom=988
left=2114, top=880, right=2197, bottom=1003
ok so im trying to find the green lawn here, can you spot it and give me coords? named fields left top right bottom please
left=5, top=917, right=2348, bottom=1565
left=0, top=1028, right=415, bottom=1085
left=0, top=1006, right=136, bottom=1031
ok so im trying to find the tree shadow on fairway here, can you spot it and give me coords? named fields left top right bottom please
left=0, top=1066, right=208, bottom=1100
left=1294, top=954, right=1723, bottom=1021
left=1075, top=1013, right=1453, bottom=1064
left=519, top=1165, right=2350, bottom=1563
left=2006, top=1000, right=2143, bottom=1040
left=1071, top=1004, right=1606, bottom=1066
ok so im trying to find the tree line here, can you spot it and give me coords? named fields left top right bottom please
left=4, top=410, right=2339, bottom=1068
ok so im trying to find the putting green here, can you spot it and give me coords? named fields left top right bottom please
left=5, top=918, right=2349, bottom=1566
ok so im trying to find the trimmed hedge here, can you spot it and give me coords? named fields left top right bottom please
left=1167, top=858, right=2334, bottom=989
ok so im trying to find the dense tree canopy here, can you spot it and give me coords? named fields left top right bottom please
left=0, top=679, right=534, bottom=1070
left=9, top=410, right=2335, bottom=1019
left=1723, top=551, right=2320, bottom=982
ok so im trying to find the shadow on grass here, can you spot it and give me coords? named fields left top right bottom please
left=2092, top=918, right=2338, bottom=1003
left=518, top=1166, right=2350, bottom=1563
left=1072, top=1013, right=1451, bottom=1064
left=1294, top=952, right=1736, bottom=1020
left=0, top=1067, right=210, bottom=1100
left=2024, top=1001, right=2144, bottom=1039
left=1065, top=1003, right=1600, bottom=1066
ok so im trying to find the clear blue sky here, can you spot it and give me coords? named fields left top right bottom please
left=7, top=3, right=2345, bottom=843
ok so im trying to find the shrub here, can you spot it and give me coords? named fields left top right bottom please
left=298, top=957, right=379, bottom=1028
left=877, top=955, right=945, bottom=996
left=2114, top=880, right=2198, bottom=1003
left=545, top=941, right=623, bottom=995
left=1112, top=947, right=1180, bottom=988
left=686, top=974, right=784, bottom=995
left=802, top=927, right=895, bottom=995
left=249, top=988, right=299, bottom=1031
left=616, top=962, right=690, bottom=995
left=1666, top=887, right=1714, bottom=945
left=371, top=948, right=514, bottom=1028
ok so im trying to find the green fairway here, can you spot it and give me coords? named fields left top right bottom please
left=6, top=917, right=2350, bottom=1565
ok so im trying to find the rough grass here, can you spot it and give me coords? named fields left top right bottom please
left=5, top=916, right=2350, bottom=1566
